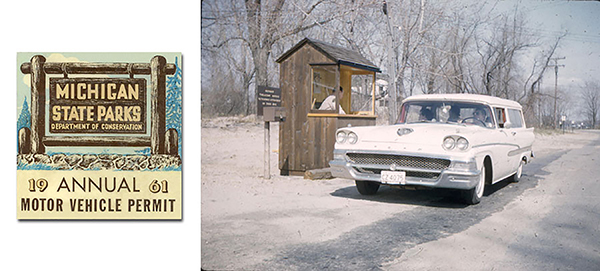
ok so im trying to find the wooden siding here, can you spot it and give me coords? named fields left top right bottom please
left=278, top=44, right=377, bottom=175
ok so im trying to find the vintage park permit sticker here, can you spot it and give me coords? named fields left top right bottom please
left=16, top=53, right=182, bottom=219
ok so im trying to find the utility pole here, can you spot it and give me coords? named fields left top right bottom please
left=549, top=57, right=565, bottom=129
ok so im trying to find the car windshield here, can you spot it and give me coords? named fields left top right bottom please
left=397, top=101, right=495, bottom=128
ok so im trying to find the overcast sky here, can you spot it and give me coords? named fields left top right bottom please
left=494, top=0, right=600, bottom=92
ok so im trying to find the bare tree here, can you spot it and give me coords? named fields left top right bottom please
left=520, top=34, right=564, bottom=127
left=244, top=0, right=338, bottom=113
left=201, top=65, right=247, bottom=117
left=522, top=35, right=565, bottom=99
left=201, top=0, right=574, bottom=124
left=580, top=81, right=600, bottom=128
left=202, top=0, right=335, bottom=115
left=476, top=6, right=535, bottom=98
left=202, top=1, right=256, bottom=115
left=382, top=0, right=448, bottom=123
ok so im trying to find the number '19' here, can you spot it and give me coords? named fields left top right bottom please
left=28, top=178, right=48, bottom=192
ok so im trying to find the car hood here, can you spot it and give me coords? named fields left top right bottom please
left=337, top=123, right=489, bottom=155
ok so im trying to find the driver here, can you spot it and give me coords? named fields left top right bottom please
left=473, top=108, right=486, bottom=122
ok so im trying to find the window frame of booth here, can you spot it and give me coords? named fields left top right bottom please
left=308, top=63, right=376, bottom=118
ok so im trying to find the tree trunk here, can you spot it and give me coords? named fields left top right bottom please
left=252, top=47, right=271, bottom=114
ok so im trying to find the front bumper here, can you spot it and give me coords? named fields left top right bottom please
left=329, top=150, right=482, bottom=191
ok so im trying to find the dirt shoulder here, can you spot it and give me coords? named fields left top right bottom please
left=201, top=117, right=421, bottom=269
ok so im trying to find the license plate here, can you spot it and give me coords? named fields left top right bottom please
left=381, top=171, right=406, bottom=185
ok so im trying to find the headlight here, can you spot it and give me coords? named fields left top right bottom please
left=443, top=135, right=469, bottom=151
left=336, top=131, right=347, bottom=144
left=442, top=136, right=455, bottom=150
left=456, top=137, right=469, bottom=150
left=347, top=132, right=358, bottom=144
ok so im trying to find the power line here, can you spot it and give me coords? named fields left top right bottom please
left=549, top=56, right=566, bottom=129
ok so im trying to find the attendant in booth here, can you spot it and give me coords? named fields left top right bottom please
left=319, top=86, right=346, bottom=114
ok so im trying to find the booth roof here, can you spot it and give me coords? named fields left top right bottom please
left=275, top=38, right=381, bottom=73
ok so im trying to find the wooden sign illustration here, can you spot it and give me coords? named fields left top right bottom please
left=17, top=53, right=182, bottom=220
left=49, top=78, right=147, bottom=134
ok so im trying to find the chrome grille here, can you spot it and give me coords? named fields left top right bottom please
left=346, top=153, right=450, bottom=170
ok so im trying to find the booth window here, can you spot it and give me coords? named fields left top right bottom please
left=309, top=63, right=376, bottom=117
left=350, top=72, right=374, bottom=114
left=310, top=64, right=338, bottom=113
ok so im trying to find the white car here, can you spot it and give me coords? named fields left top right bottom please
left=329, top=94, right=535, bottom=204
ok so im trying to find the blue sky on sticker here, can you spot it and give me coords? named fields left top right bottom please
left=17, top=52, right=182, bottom=155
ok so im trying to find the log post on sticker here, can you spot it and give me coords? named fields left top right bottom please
left=16, top=53, right=182, bottom=220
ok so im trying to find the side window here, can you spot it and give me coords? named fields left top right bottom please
left=494, top=107, right=506, bottom=128
left=507, top=109, right=524, bottom=128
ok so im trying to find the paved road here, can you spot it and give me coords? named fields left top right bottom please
left=252, top=131, right=600, bottom=270
left=202, top=130, right=600, bottom=270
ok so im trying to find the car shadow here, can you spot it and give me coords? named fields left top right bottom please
left=484, top=178, right=513, bottom=196
left=331, top=185, right=470, bottom=208
left=331, top=170, right=546, bottom=209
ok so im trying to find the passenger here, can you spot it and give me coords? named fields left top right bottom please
left=448, top=106, right=461, bottom=122
left=419, top=108, right=434, bottom=121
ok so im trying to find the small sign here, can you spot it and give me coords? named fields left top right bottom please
left=257, top=86, right=281, bottom=116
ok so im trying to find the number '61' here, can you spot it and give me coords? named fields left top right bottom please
left=149, top=180, right=168, bottom=193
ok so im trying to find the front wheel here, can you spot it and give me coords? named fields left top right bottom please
left=462, top=165, right=486, bottom=205
left=355, top=180, right=380, bottom=195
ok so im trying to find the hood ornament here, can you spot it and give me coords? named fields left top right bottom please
left=397, top=128, right=414, bottom=136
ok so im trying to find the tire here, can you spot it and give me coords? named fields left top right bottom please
left=355, top=180, right=380, bottom=195
left=462, top=165, right=486, bottom=205
left=510, top=160, right=525, bottom=183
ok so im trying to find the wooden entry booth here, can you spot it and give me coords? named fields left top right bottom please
left=276, top=38, right=381, bottom=175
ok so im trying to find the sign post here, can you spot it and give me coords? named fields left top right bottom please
left=258, top=86, right=282, bottom=179
left=265, top=121, right=270, bottom=179
left=259, top=87, right=284, bottom=179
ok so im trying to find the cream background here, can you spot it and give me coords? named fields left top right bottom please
left=17, top=170, right=182, bottom=220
